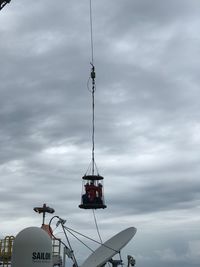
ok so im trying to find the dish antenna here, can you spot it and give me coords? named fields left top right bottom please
left=80, top=227, right=137, bottom=267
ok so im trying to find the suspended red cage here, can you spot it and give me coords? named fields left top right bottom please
left=79, top=174, right=107, bottom=209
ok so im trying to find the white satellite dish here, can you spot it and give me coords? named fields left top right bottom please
left=81, top=227, right=137, bottom=267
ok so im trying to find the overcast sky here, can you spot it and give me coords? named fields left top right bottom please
left=0, top=1, right=200, bottom=267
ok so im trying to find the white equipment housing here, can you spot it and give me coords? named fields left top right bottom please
left=11, top=227, right=52, bottom=267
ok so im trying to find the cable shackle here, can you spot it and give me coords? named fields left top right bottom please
left=90, top=64, right=96, bottom=84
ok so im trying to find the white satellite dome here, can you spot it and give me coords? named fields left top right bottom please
left=11, top=226, right=52, bottom=267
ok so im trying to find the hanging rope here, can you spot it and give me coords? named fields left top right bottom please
left=91, top=64, right=96, bottom=175
left=92, top=209, right=103, bottom=243
left=88, top=0, right=104, bottom=244
left=88, top=0, right=96, bottom=175
left=89, top=0, right=94, bottom=65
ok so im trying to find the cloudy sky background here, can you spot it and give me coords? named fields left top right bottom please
left=0, top=0, right=200, bottom=266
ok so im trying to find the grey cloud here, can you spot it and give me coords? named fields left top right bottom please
left=0, top=1, right=200, bottom=267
